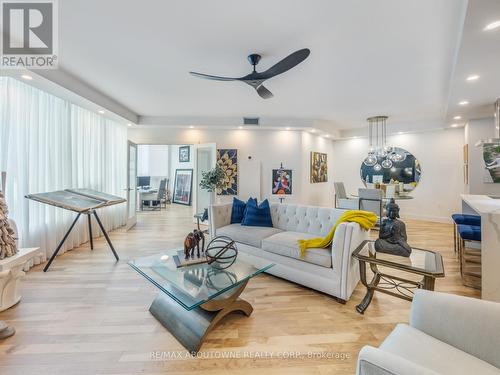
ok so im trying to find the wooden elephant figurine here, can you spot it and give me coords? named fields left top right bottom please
left=184, top=229, right=206, bottom=259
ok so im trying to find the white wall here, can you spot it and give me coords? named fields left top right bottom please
left=464, top=117, right=500, bottom=195
left=128, top=127, right=335, bottom=206
left=137, top=144, right=169, bottom=177
left=332, top=128, right=464, bottom=222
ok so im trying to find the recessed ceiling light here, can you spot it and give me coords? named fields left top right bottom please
left=98, top=110, right=105, bottom=114
left=459, top=100, right=469, bottom=106
left=351, top=136, right=357, bottom=139
left=238, top=126, right=243, bottom=129
left=285, top=127, right=290, bottom=130
left=466, top=74, right=480, bottom=81
left=189, top=125, right=194, bottom=129
left=398, top=131, right=404, bottom=135
left=484, top=20, right=500, bottom=31
left=21, top=74, right=32, bottom=80
left=127, top=123, right=132, bottom=127
left=453, top=116, right=462, bottom=120
left=310, top=129, right=316, bottom=133
left=325, top=134, right=331, bottom=138
left=450, top=123, right=460, bottom=128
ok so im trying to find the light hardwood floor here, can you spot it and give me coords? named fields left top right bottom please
left=0, top=205, right=480, bottom=375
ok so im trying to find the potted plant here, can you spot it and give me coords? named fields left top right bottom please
left=199, top=164, right=226, bottom=206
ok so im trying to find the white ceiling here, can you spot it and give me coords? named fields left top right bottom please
left=45, top=0, right=473, bottom=131
left=446, top=0, right=500, bottom=125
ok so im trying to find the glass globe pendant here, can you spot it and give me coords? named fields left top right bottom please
left=373, top=163, right=382, bottom=172
left=389, top=149, right=407, bottom=162
left=363, top=153, right=378, bottom=167
left=381, top=158, right=393, bottom=169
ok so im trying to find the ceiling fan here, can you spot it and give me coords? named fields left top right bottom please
left=189, top=48, right=310, bottom=99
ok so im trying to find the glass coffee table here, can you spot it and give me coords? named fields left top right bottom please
left=352, top=240, right=445, bottom=314
left=129, top=250, right=274, bottom=353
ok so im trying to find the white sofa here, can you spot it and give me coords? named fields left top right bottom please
left=210, top=202, right=368, bottom=301
left=357, top=290, right=500, bottom=375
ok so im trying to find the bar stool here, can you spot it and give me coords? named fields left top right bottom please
left=451, top=214, right=481, bottom=254
left=456, top=224, right=481, bottom=289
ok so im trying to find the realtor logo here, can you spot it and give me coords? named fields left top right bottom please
left=1, top=0, right=58, bottom=69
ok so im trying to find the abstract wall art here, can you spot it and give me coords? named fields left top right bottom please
left=310, top=151, right=328, bottom=183
left=173, top=169, right=193, bottom=205
left=179, top=146, right=190, bottom=162
left=272, top=168, right=292, bottom=195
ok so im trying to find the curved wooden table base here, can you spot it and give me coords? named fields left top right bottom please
left=0, top=321, right=15, bottom=340
left=149, top=280, right=252, bottom=353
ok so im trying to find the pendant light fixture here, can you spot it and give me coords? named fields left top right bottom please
left=363, top=116, right=395, bottom=168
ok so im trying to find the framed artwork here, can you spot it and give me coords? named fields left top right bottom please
left=272, top=169, right=292, bottom=195
left=310, top=151, right=328, bottom=183
left=173, top=169, right=193, bottom=205
left=179, top=146, right=190, bottom=162
left=482, top=144, right=500, bottom=183
left=217, top=149, right=238, bottom=195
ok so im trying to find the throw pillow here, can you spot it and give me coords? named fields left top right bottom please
left=230, top=197, right=246, bottom=224
left=241, top=199, right=273, bottom=227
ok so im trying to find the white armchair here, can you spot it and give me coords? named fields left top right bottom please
left=357, top=290, right=500, bottom=375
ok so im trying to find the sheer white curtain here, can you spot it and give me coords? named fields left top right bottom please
left=0, top=77, right=127, bottom=265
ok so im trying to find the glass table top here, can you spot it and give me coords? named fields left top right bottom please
left=352, top=240, right=444, bottom=276
left=129, top=250, right=274, bottom=310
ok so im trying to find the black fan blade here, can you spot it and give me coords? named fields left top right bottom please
left=257, top=48, right=310, bottom=80
left=256, top=84, right=273, bottom=99
left=189, top=72, right=239, bottom=81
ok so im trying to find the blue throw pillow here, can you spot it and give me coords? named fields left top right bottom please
left=230, top=198, right=246, bottom=224
left=241, top=199, right=273, bottom=227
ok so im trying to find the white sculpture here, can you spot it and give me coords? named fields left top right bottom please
left=0, top=191, right=18, bottom=260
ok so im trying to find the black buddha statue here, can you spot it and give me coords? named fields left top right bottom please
left=374, top=198, right=412, bottom=257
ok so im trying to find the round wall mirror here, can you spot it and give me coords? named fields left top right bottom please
left=360, top=147, right=421, bottom=195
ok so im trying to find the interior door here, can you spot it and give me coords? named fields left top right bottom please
left=194, top=143, right=217, bottom=221
left=126, top=141, right=138, bottom=230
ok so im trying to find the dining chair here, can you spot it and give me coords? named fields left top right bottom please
left=334, top=182, right=358, bottom=209
left=358, top=188, right=384, bottom=225
left=385, top=185, right=396, bottom=199
left=142, top=178, right=167, bottom=210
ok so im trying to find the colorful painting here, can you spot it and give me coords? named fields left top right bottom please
left=179, top=146, right=190, bottom=162
left=310, top=151, right=328, bottom=183
left=483, top=144, right=500, bottom=183
left=217, top=149, right=238, bottom=195
left=272, top=169, right=292, bottom=195
left=173, top=169, right=193, bottom=205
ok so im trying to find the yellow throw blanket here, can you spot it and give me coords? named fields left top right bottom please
left=297, top=210, right=377, bottom=257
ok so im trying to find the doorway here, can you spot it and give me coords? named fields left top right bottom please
left=129, top=143, right=216, bottom=226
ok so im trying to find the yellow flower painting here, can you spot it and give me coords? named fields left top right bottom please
left=216, top=149, right=238, bottom=195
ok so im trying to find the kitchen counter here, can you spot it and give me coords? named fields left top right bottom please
left=461, top=194, right=500, bottom=214
left=461, top=194, right=500, bottom=302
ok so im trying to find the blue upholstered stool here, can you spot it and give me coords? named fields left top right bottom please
left=456, top=224, right=481, bottom=289
left=456, top=224, right=481, bottom=241
left=452, top=214, right=481, bottom=226
left=452, top=214, right=481, bottom=254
